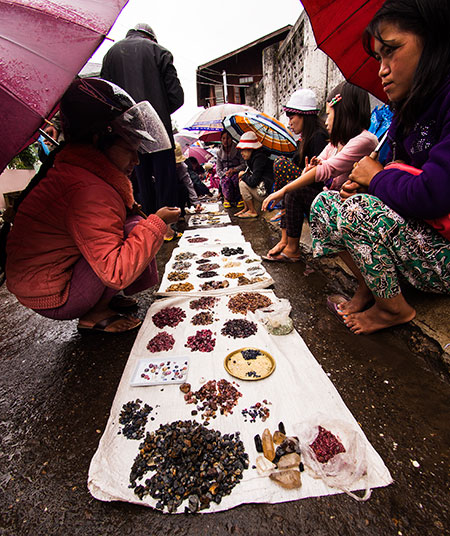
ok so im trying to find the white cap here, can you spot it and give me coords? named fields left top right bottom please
left=283, top=88, right=319, bottom=114
left=236, top=131, right=262, bottom=150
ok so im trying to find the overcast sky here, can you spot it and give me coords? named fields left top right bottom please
left=91, top=0, right=304, bottom=129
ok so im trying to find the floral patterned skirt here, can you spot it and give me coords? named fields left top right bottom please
left=309, top=191, right=450, bottom=298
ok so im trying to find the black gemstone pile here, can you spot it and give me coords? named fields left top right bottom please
left=221, top=319, right=257, bottom=338
left=129, top=420, right=249, bottom=513
left=221, top=246, right=244, bottom=256
left=118, top=399, right=153, bottom=440
left=241, top=349, right=261, bottom=360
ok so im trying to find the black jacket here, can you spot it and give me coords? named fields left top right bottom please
left=101, top=30, right=184, bottom=144
left=241, top=148, right=274, bottom=193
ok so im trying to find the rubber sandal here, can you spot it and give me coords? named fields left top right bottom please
left=262, top=252, right=299, bottom=262
left=77, top=314, right=142, bottom=333
left=238, top=213, right=258, bottom=219
left=109, top=294, right=138, bottom=312
left=164, top=231, right=183, bottom=242
left=223, top=201, right=231, bottom=208
left=236, top=200, right=245, bottom=208
left=326, top=295, right=349, bottom=325
left=270, top=210, right=285, bottom=223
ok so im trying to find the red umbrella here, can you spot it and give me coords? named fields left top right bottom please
left=301, top=0, right=386, bottom=102
left=0, top=0, right=129, bottom=174
left=186, top=145, right=213, bottom=165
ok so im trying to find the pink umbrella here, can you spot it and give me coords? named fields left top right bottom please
left=187, top=145, right=213, bottom=165
left=0, top=0, right=129, bottom=174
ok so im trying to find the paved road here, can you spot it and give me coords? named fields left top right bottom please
left=1, top=214, right=449, bottom=536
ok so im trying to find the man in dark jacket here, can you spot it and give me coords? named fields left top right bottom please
left=101, top=23, right=184, bottom=220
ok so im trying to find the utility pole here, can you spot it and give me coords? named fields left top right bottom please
left=222, top=70, right=228, bottom=103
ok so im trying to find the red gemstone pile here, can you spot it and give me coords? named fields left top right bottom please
left=310, top=426, right=346, bottom=463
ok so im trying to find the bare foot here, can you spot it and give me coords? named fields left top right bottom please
left=78, top=308, right=141, bottom=333
left=235, top=208, right=247, bottom=216
left=342, top=303, right=416, bottom=335
left=279, top=245, right=300, bottom=259
left=338, top=285, right=374, bottom=315
left=268, top=240, right=287, bottom=257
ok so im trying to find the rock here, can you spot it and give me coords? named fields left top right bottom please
left=277, top=452, right=300, bottom=470
left=269, top=469, right=302, bottom=489
left=255, top=455, right=276, bottom=476
left=262, top=428, right=275, bottom=461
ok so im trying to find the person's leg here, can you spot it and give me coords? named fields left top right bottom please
left=152, top=148, right=179, bottom=209
left=133, top=153, right=157, bottom=215
left=323, top=194, right=449, bottom=334
left=220, top=175, right=234, bottom=206
left=238, top=182, right=259, bottom=217
left=273, top=158, right=301, bottom=191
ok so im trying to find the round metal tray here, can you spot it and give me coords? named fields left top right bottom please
left=224, top=347, right=276, bottom=381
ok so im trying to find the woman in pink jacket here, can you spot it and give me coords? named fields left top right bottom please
left=5, top=78, right=180, bottom=333
left=262, top=82, right=378, bottom=262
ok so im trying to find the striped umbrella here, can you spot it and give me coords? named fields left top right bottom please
left=223, top=111, right=297, bottom=156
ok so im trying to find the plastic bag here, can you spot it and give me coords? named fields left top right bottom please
left=250, top=298, right=293, bottom=335
left=293, top=416, right=371, bottom=501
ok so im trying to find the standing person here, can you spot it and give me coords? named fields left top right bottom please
left=101, top=23, right=184, bottom=239
left=262, top=82, right=378, bottom=262
left=309, top=0, right=450, bottom=334
left=235, top=132, right=274, bottom=218
left=216, top=130, right=246, bottom=208
left=269, top=88, right=328, bottom=223
left=3, top=78, right=180, bottom=333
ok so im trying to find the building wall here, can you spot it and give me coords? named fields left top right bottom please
left=246, top=11, right=344, bottom=120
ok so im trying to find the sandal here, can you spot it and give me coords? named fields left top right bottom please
left=236, top=200, right=245, bottom=209
left=164, top=231, right=183, bottom=242
left=77, top=314, right=142, bottom=333
left=223, top=201, right=232, bottom=208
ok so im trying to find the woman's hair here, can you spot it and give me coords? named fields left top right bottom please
left=363, top=0, right=450, bottom=133
left=327, top=81, right=371, bottom=146
left=297, top=114, right=328, bottom=166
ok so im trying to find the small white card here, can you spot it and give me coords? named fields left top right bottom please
left=130, top=357, right=189, bottom=387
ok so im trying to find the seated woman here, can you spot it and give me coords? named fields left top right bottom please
left=236, top=132, right=274, bottom=218
left=269, top=88, right=328, bottom=222
left=262, top=81, right=378, bottom=261
left=216, top=130, right=246, bottom=208
left=4, top=78, right=180, bottom=333
left=309, top=0, right=450, bottom=334
left=185, top=157, right=213, bottom=198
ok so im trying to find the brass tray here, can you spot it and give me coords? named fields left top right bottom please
left=224, top=347, right=276, bottom=381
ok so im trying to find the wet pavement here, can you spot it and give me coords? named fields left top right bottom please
left=0, top=213, right=449, bottom=536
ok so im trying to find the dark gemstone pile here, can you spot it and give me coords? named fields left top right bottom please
left=197, top=263, right=219, bottom=272
left=183, top=379, right=242, bottom=421
left=129, top=420, right=249, bottom=513
left=221, top=319, right=257, bottom=339
left=221, top=246, right=244, bottom=256
left=227, top=292, right=272, bottom=314
left=188, top=237, right=208, bottom=243
left=118, top=399, right=153, bottom=440
left=197, top=270, right=219, bottom=278
left=241, top=400, right=271, bottom=423
left=146, top=332, right=175, bottom=352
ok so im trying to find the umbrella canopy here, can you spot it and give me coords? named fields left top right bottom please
left=174, top=129, right=200, bottom=151
left=184, top=103, right=258, bottom=132
left=223, top=111, right=297, bottom=156
left=301, top=0, right=386, bottom=102
left=186, top=145, right=213, bottom=165
left=0, top=0, right=129, bottom=173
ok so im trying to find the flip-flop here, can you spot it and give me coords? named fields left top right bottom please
left=326, top=295, right=349, bottom=325
left=77, top=314, right=142, bottom=333
left=164, top=231, right=183, bottom=242
left=109, top=294, right=138, bottom=312
left=262, top=252, right=300, bottom=263
left=238, top=213, right=258, bottom=219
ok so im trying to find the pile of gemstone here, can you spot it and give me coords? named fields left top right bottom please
left=185, top=329, right=216, bottom=352
left=182, top=379, right=242, bottom=421
left=147, top=332, right=175, bottom=352
left=152, top=306, right=186, bottom=328
left=129, top=420, right=249, bottom=512
left=189, top=296, right=218, bottom=310
left=227, top=292, right=272, bottom=314
left=221, top=318, right=257, bottom=339
left=118, top=399, right=153, bottom=440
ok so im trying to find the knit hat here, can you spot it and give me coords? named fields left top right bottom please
left=283, top=88, right=319, bottom=115
left=236, top=131, right=262, bottom=150
left=174, top=143, right=186, bottom=163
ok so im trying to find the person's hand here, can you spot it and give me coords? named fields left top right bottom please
left=339, top=180, right=368, bottom=200
left=348, top=156, right=383, bottom=188
left=262, top=189, right=284, bottom=211
left=155, top=206, right=181, bottom=224
left=302, top=156, right=321, bottom=175
left=194, top=203, right=203, bottom=213
left=238, top=171, right=245, bottom=180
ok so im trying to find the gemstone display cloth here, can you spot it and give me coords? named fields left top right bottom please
left=157, top=242, right=274, bottom=297
left=88, top=290, right=392, bottom=512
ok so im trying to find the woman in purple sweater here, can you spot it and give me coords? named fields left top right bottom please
left=310, top=0, right=450, bottom=334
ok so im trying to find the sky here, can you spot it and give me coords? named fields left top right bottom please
left=91, top=0, right=304, bottom=130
